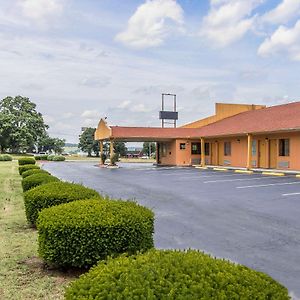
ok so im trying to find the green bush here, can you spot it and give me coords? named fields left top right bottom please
left=24, top=182, right=100, bottom=225
left=19, top=164, right=40, bottom=175
left=51, top=155, right=65, bottom=161
left=22, top=169, right=50, bottom=178
left=35, top=155, right=48, bottom=160
left=22, top=173, right=60, bottom=192
left=18, top=157, right=36, bottom=165
left=37, top=199, right=154, bottom=268
left=47, top=155, right=55, bottom=161
left=110, top=153, right=119, bottom=165
left=0, top=154, right=13, bottom=161
left=65, top=249, right=290, bottom=300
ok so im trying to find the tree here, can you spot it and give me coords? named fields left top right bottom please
left=38, top=134, right=65, bottom=154
left=78, top=128, right=100, bottom=157
left=143, top=142, right=156, bottom=157
left=0, top=96, right=48, bottom=153
left=113, top=141, right=127, bottom=157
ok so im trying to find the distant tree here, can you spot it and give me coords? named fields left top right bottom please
left=143, top=142, right=156, bottom=156
left=0, top=96, right=48, bottom=153
left=113, top=141, right=127, bottom=157
left=78, top=128, right=100, bottom=157
left=38, top=134, right=65, bottom=154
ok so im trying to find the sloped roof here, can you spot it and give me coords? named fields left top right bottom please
left=197, top=101, right=300, bottom=137
left=95, top=101, right=300, bottom=141
left=110, top=126, right=201, bottom=141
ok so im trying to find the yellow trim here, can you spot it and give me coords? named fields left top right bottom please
left=262, top=172, right=285, bottom=176
left=195, top=166, right=208, bottom=169
left=235, top=170, right=253, bottom=174
left=213, top=168, right=228, bottom=171
left=295, top=174, right=300, bottom=178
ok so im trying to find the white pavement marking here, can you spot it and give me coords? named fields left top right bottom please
left=204, top=176, right=281, bottom=183
left=282, top=192, right=300, bottom=197
left=188, top=173, right=254, bottom=179
left=237, top=181, right=300, bottom=189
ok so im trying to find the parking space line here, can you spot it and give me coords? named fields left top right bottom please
left=204, top=176, right=281, bottom=183
left=282, top=192, right=300, bottom=197
left=237, top=181, right=300, bottom=189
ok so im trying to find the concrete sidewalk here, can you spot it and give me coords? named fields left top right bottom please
left=193, top=164, right=300, bottom=176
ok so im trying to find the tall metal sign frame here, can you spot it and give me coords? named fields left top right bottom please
left=159, top=93, right=178, bottom=128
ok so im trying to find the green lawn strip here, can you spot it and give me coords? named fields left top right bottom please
left=0, top=161, right=74, bottom=300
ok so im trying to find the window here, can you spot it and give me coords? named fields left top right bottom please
left=251, top=140, right=257, bottom=156
left=180, top=143, right=186, bottom=150
left=279, top=139, right=289, bottom=156
left=224, top=142, right=231, bottom=156
left=191, top=143, right=200, bottom=154
left=205, top=143, right=210, bottom=156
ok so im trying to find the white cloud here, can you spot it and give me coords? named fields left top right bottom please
left=130, top=103, right=152, bottom=113
left=262, top=0, right=300, bottom=24
left=258, top=20, right=300, bottom=60
left=200, top=0, right=263, bottom=47
left=117, top=100, right=132, bottom=109
left=18, top=0, right=65, bottom=21
left=115, top=0, right=184, bottom=49
left=81, top=110, right=101, bottom=119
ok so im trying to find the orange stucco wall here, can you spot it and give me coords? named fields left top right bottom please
left=206, top=137, right=248, bottom=168
left=158, top=132, right=300, bottom=170
left=182, top=103, right=265, bottom=129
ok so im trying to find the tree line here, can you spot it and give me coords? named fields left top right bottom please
left=0, top=96, right=65, bottom=154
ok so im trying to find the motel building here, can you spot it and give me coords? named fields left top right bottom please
left=95, top=101, right=300, bottom=171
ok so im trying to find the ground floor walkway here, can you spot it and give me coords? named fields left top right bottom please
left=43, top=161, right=300, bottom=297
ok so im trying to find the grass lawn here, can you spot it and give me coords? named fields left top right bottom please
left=0, top=161, right=76, bottom=299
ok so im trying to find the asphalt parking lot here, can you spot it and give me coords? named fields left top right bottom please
left=43, top=162, right=300, bottom=297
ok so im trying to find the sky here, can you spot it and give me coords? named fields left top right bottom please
left=0, top=0, right=300, bottom=143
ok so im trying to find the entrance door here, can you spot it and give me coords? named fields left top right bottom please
left=211, top=142, right=218, bottom=165
left=258, top=140, right=267, bottom=168
left=269, top=139, right=277, bottom=169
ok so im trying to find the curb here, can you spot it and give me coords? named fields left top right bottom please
left=234, top=170, right=253, bottom=174
left=213, top=168, right=228, bottom=172
left=262, top=172, right=285, bottom=176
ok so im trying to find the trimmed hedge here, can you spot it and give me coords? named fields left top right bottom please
left=46, top=155, right=55, bottom=161
left=0, top=154, right=12, bottom=161
left=24, top=182, right=100, bottom=225
left=51, top=155, right=66, bottom=161
left=37, top=199, right=154, bottom=268
left=19, top=164, right=40, bottom=175
left=22, top=173, right=60, bottom=192
left=22, top=169, right=50, bottom=178
left=65, top=249, right=290, bottom=300
left=35, top=155, right=48, bottom=160
left=18, top=157, right=36, bottom=165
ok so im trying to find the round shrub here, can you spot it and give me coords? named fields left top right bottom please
left=35, top=155, right=48, bottom=161
left=24, top=181, right=100, bottom=225
left=0, top=154, right=12, bottom=161
left=19, top=164, right=40, bottom=175
left=18, top=157, right=36, bottom=165
left=65, top=249, right=289, bottom=300
left=51, top=155, right=65, bottom=161
left=22, top=169, right=50, bottom=178
left=37, top=199, right=154, bottom=268
left=22, top=173, right=60, bottom=192
left=47, top=155, right=55, bottom=161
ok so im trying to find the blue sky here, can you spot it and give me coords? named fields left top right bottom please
left=0, top=0, right=300, bottom=143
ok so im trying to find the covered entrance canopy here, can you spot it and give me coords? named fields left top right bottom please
left=94, top=119, right=202, bottom=142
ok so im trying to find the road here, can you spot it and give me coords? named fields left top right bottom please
left=42, top=161, right=300, bottom=297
